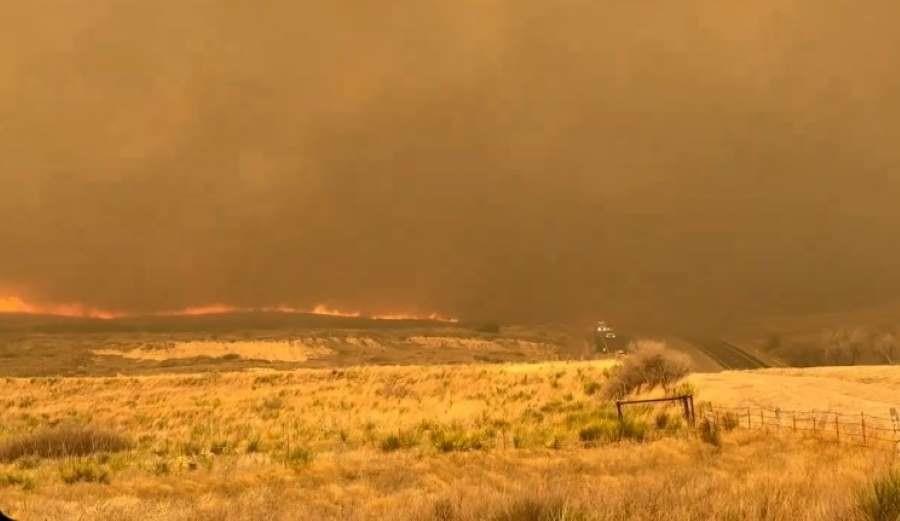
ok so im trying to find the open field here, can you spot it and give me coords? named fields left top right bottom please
left=0, top=358, right=898, bottom=520
left=691, top=365, right=900, bottom=418
left=0, top=313, right=571, bottom=377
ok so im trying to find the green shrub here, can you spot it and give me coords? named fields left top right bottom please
left=380, top=430, right=420, bottom=452
left=429, top=424, right=493, bottom=453
left=491, top=497, right=587, bottom=521
left=152, top=459, right=170, bottom=476
left=582, top=382, right=602, bottom=396
left=432, top=498, right=456, bottom=521
left=245, top=435, right=262, bottom=454
left=858, top=469, right=900, bottom=521
left=59, top=459, right=110, bottom=484
left=668, top=381, right=697, bottom=399
left=655, top=412, right=669, bottom=430
left=284, top=446, right=314, bottom=468
left=209, top=439, right=228, bottom=455
left=180, top=440, right=203, bottom=456
left=579, top=421, right=618, bottom=443
left=698, top=419, right=720, bottom=447
left=0, top=470, right=35, bottom=490
left=720, top=412, right=740, bottom=431
left=618, top=417, right=648, bottom=442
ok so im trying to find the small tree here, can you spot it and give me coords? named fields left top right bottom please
left=849, top=327, right=871, bottom=365
left=603, top=341, right=692, bottom=400
left=821, top=328, right=851, bottom=365
left=873, top=331, right=897, bottom=364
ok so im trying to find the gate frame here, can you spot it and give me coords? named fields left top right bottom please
left=616, top=395, right=695, bottom=426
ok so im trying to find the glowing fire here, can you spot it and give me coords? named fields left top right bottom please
left=309, top=304, right=362, bottom=318
left=159, top=304, right=240, bottom=316
left=0, top=296, right=123, bottom=320
left=372, top=312, right=459, bottom=323
left=1, top=296, right=455, bottom=322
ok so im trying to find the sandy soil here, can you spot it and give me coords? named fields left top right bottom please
left=91, top=336, right=560, bottom=364
left=93, top=340, right=333, bottom=362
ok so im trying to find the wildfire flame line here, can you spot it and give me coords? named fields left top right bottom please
left=0, top=296, right=457, bottom=323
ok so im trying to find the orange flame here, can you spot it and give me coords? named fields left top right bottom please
left=158, top=304, right=240, bottom=316
left=372, top=312, right=459, bottom=323
left=309, top=304, right=362, bottom=318
left=0, top=296, right=123, bottom=320
left=1, top=296, right=455, bottom=322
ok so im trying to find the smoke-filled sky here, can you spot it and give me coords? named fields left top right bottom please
left=2, top=1, right=900, bottom=325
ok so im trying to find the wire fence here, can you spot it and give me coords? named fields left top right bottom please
left=699, top=403, right=900, bottom=452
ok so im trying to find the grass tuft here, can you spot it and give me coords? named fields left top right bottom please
left=858, top=469, right=900, bottom=521
left=59, top=459, right=111, bottom=484
left=0, top=426, right=131, bottom=462
left=491, top=497, right=587, bottom=521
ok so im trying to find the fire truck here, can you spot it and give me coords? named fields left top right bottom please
left=593, top=321, right=617, bottom=353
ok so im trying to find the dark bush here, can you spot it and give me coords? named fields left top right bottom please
left=475, top=322, right=501, bottom=334
left=0, top=426, right=131, bottom=462
left=603, top=342, right=691, bottom=400
left=698, top=419, right=720, bottom=447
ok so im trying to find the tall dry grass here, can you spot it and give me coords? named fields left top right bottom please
left=0, top=361, right=895, bottom=520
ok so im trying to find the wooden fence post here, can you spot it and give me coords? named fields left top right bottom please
left=747, top=408, right=751, bottom=429
left=861, top=412, right=866, bottom=447
left=835, top=413, right=840, bottom=443
left=792, top=414, right=796, bottom=433
left=893, top=408, right=899, bottom=443
left=760, top=410, right=765, bottom=431
left=616, top=401, right=623, bottom=422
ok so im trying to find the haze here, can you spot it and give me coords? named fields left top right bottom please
left=2, top=1, right=899, bottom=327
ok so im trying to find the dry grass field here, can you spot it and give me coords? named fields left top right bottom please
left=690, top=365, right=900, bottom=418
left=0, top=355, right=898, bottom=520
left=0, top=322, right=567, bottom=377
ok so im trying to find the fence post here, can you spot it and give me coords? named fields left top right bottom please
left=893, top=408, right=899, bottom=444
left=616, top=401, right=623, bottom=422
left=792, top=413, right=796, bottom=433
left=861, top=412, right=867, bottom=447
left=747, top=408, right=751, bottom=429
left=835, top=413, right=840, bottom=443
left=812, top=415, right=817, bottom=435
left=760, top=410, right=765, bottom=431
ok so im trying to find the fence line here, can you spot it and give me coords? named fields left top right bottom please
left=700, top=403, right=900, bottom=451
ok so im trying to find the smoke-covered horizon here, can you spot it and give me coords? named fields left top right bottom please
left=2, top=1, right=900, bottom=327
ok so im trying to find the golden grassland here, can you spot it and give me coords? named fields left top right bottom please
left=0, top=328, right=565, bottom=377
left=690, top=365, right=900, bottom=417
left=0, top=360, right=898, bottom=520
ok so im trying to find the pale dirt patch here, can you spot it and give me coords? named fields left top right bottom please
left=405, top=336, right=556, bottom=354
left=93, top=340, right=332, bottom=362
left=500, top=360, right=617, bottom=374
